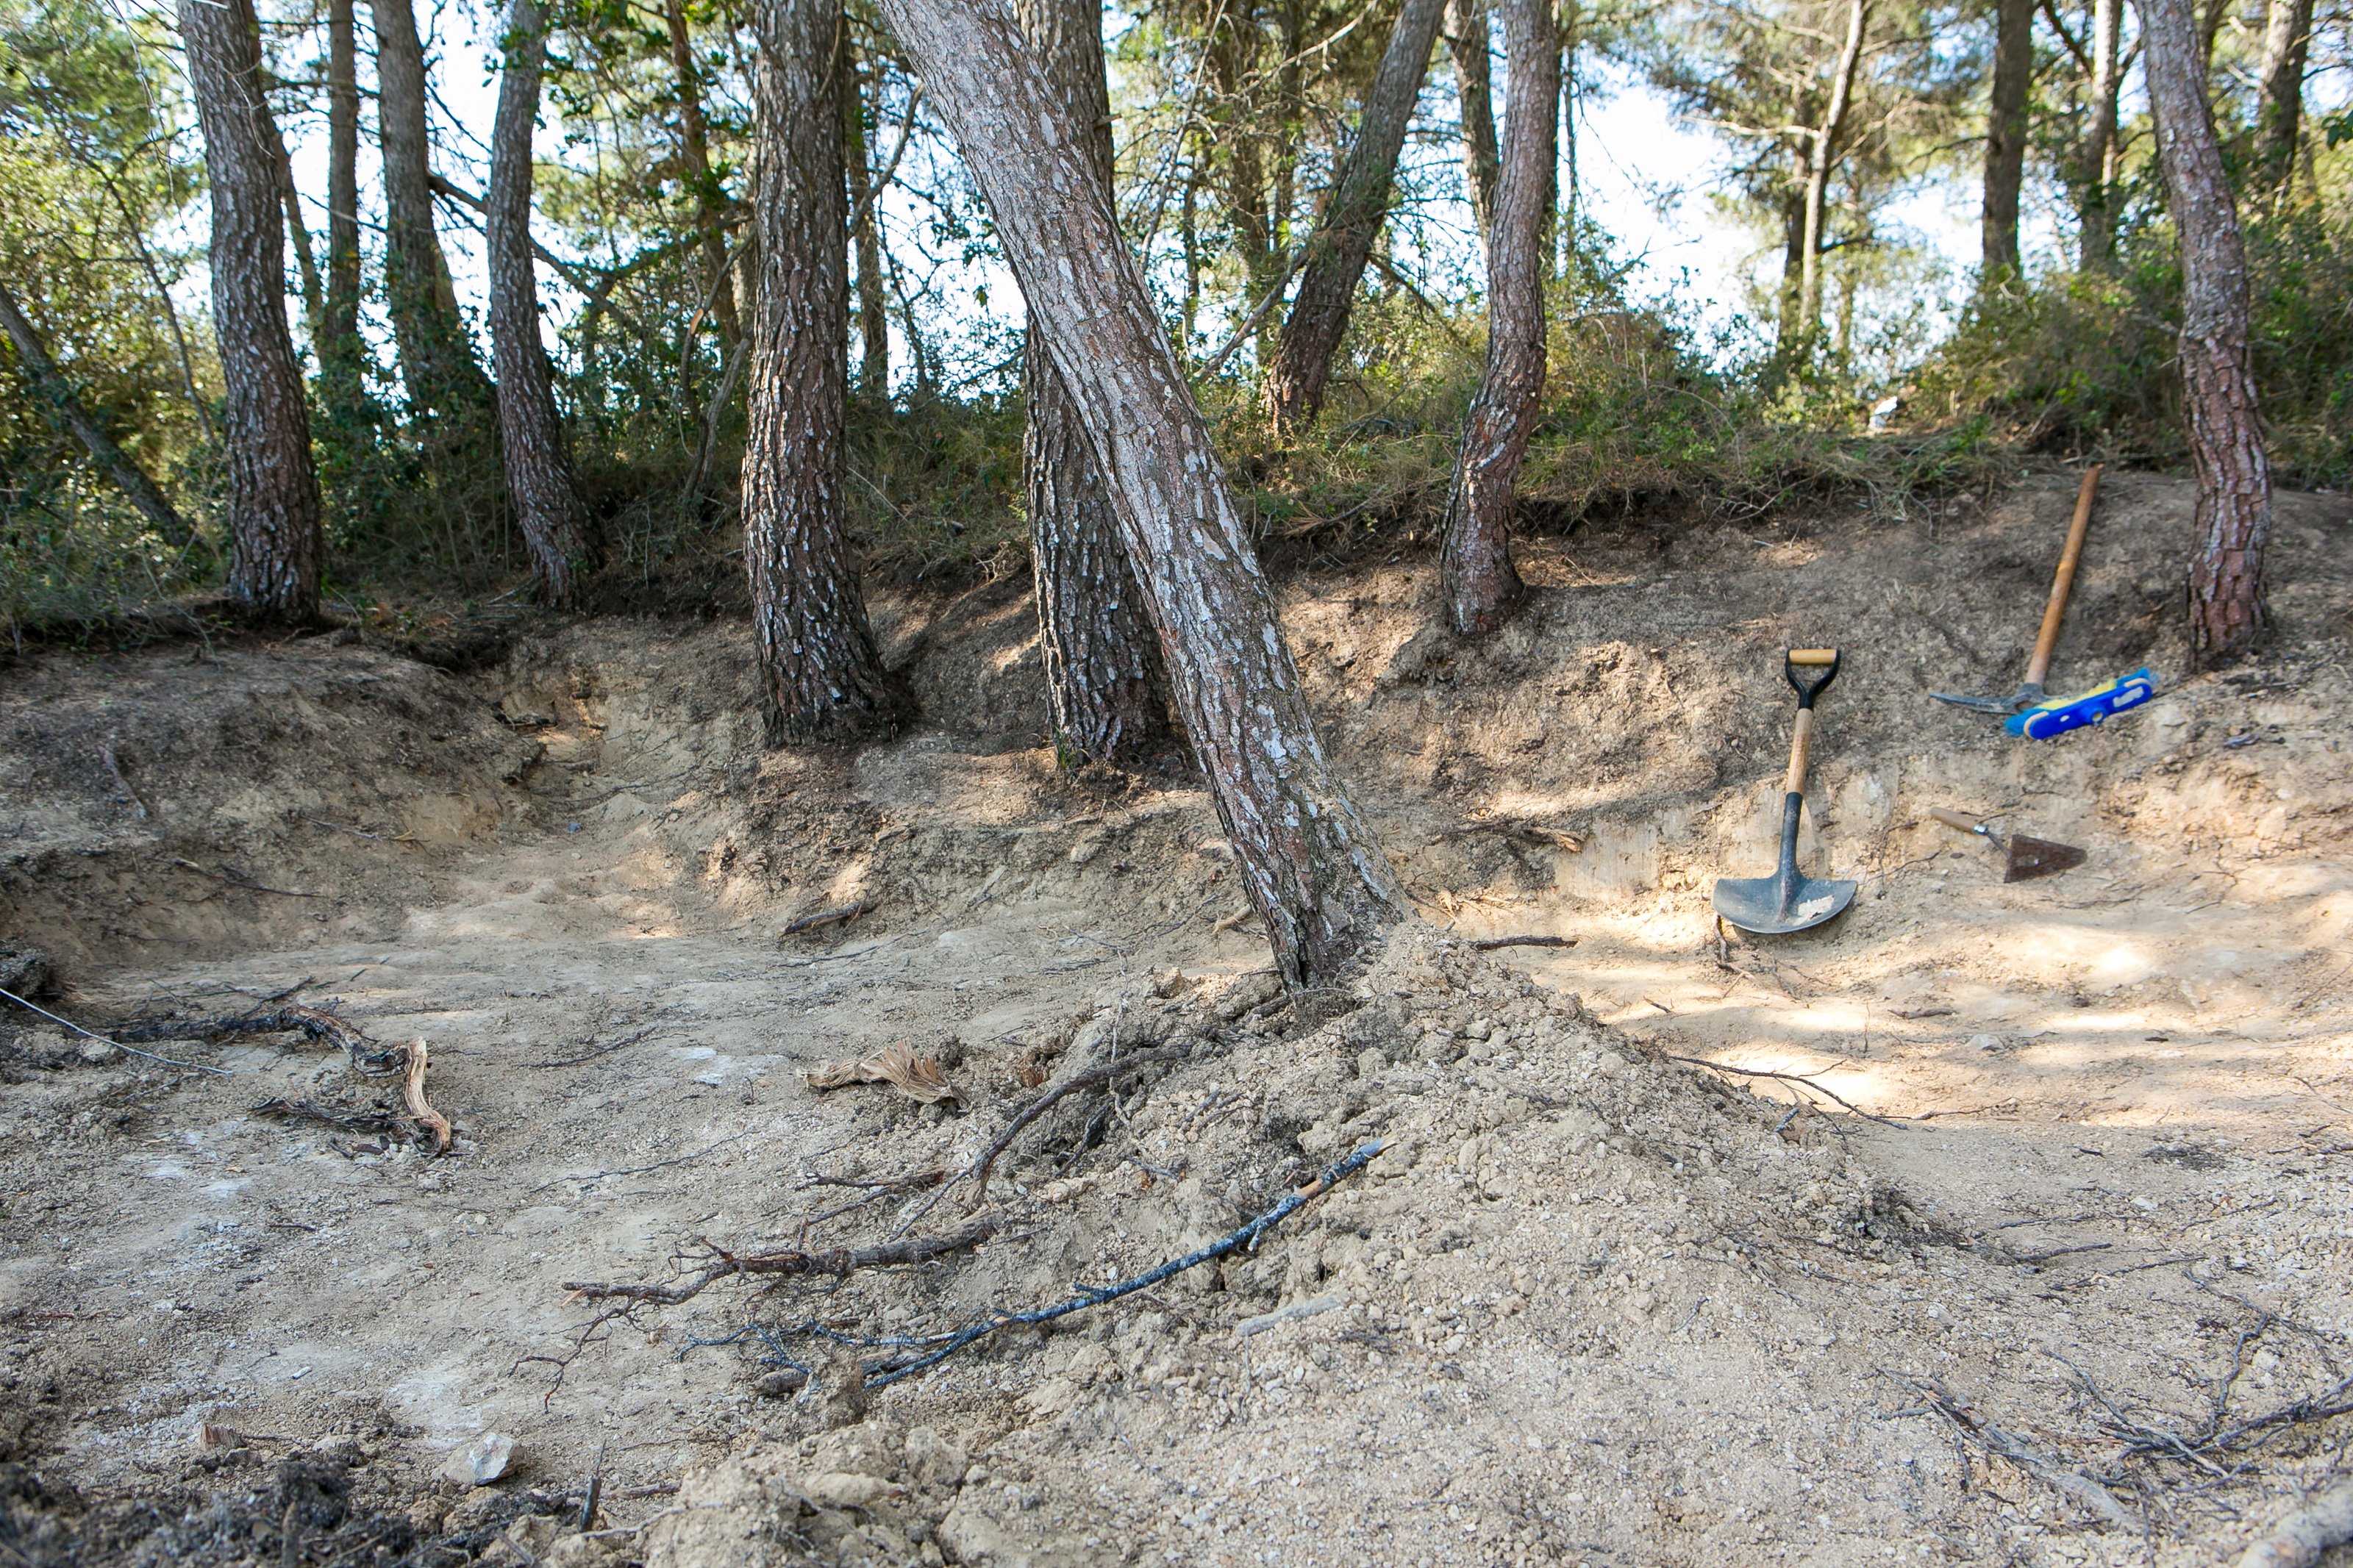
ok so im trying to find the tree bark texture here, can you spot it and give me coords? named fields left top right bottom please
left=176, top=0, right=323, bottom=619
left=1438, top=0, right=1556, bottom=637
left=0, top=282, right=191, bottom=547
left=1449, top=0, right=1499, bottom=233
left=740, top=0, right=894, bottom=741
left=1982, top=0, right=2033, bottom=276
left=2252, top=0, right=2313, bottom=196
left=1015, top=0, right=1168, bottom=765
left=1795, top=0, right=1867, bottom=364
left=664, top=0, right=740, bottom=345
left=371, top=0, right=498, bottom=425
left=488, top=0, right=593, bottom=604
left=844, top=46, right=890, bottom=399
left=233, top=0, right=328, bottom=351
left=321, top=0, right=371, bottom=420
left=868, top=0, right=1404, bottom=984
left=2077, top=0, right=2123, bottom=268
left=1262, top=0, right=1450, bottom=430
left=2142, top=0, right=2272, bottom=659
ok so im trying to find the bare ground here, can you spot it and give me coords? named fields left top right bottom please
left=1, top=467, right=2349, bottom=1567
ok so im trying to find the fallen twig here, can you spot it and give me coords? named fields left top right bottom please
left=171, top=858, right=320, bottom=898
left=0, top=985, right=231, bottom=1076
left=1468, top=935, right=1577, bottom=952
left=113, top=1000, right=409, bottom=1075
left=950, top=1039, right=1194, bottom=1218
left=563, top=1217, right=998, bottom=1307
left=531, top=1024, right=657, bottom=1069
left=2238, top=1479, right=2353, bottom=1568
left=251, top=1096, right=421, bottom=1139
left=857, top=1138, right=1385, bottom=1388
left=1667, top=1053, right=1910, bottom=1129
left=1896, top=1372, right=2133, bottom=1527
left=404, top=1040, right=451, bottom=1153
left=781, top=899, right=868, bottom=938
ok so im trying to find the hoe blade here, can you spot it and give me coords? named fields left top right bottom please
left=2002, top=834, right=2085, bottom=882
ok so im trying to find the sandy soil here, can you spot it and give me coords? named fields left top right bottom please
left=1, top=467, right=2349, bottom=1567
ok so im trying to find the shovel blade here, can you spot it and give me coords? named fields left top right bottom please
left=2002, top=834, right=2085, bottom=882
left=1712, top=872, right=1859, bottom=934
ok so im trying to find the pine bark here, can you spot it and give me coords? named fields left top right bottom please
left=868, top=0, right=1404, bottom=984
left=1438, top=0, right=1556, bottom=637
left=176, top=0, right=324, bottom=620
left=321, top=0, right=371, bottom=423
left=2252, top=0, right=2313, bottom=196
left=740, top=0, right=894, bottom=741
left=663, top=0, right=740, bottom=346
left=488, top=0, right=593, bottom=605
left=2143, top=0, right=2272, bottom=659
left=2077, top=0, right=2124, bottom=268
left=371, top=0, right=498, bottom=425
left=0, top=282, right=191, bottom=547
left=1449, top=0, right=1499, bottom=232
left=1982, top=0, right=2033, bottom=276
left=1262, top=0, right=1450, bottom=430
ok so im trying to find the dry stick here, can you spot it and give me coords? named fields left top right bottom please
left=1469, top=935, right=1577, bottom=952
left=1666, top=1053, right=1910, bottom=1130
left=954, top=1039, right=1195, bottom=1217
left=780, top=899, right=869, bottom=937
left=114, top=1001, right=409, bottom=1076
left=0, top=985, right=232, bottom=1076
left=531, top=1024, right=657, bottom=1069
left=860, top=1138, right=1386, bottom=1389
left=2238, top=1479, right=2353, bottom=1568
left=563, top=1217, right=999, bottom=1308
left=403, top=1040, right=451, bottom=1153
left=1898, top=1372, right=2135, bottom=1527
left=171, top=858, right=320, bottom=898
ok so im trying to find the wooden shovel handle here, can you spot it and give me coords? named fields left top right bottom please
left=1927, top=807, right=1982, bottom=833
left=2024, top=465, right=2103, bottom=689
left=1783, top=708, right=1815, bottom=797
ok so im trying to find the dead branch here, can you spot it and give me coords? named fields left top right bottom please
left=781, top=899, right=869, bottom=937
left=2238, top=1479, right=2353, bottom=1568
left=113, top=1000, right=409, bottom=1075
left=954, top=1039, right=1194, bottom=1216
left=1667, top=1053, right=1910, bottom=1129
left=251, top=1096, right=419, bottom=1139
left=857, top=1138, right=1385, bottom=1388
left=404, top=1040, right=451, bottom=1153
left=0, top=984, right=231, bottom=1076
left=1469, top=935, right=1577, bottom=952
left=1896, top=1372, right=2133, bottom=1527
left=171, top=858, right=319, bottom=898
left=531, top=1024, right=657, bottom=1069
left=562, top=1217, right=998, bottom=1307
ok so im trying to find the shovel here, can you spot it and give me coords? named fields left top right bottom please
left=1714, top=650, right=1858, bottom=935
left=1933, top=464, right=2102, bottom=715
left=1927, top=809, right=2086, bottom=882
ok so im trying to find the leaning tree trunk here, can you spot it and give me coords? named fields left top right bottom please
left=1016, top=0, right=1168, bottom=765
left=2252, top=0, right=2314, bottom=198
left=1438, top=0, right=1557, bottom=637
left=869, top=0, right=1404, bottom=985
left=371, top=0, right=497, bottom=426
left=1982, top=0, right=2033, bottom=277
left=663, top=0, right=740, bottom=346
left=176, top=0, right=323, bottom=619
left=740, top=0, right=894, bottom=741
left=488, top=0, right=593, bottom=605
left=1448, top=0, right=1499, bottom=233
left=1262, top=0, right=1450, bottom=431
left=2077, top=0, right=2124, bottom=268
left=843, top=48, right=890, bottom=400
left=319, top=0, right=373, bottom=439
left=2142, top=0, right=2273, bottom=659
left=1795, top=0, right=1867, bottom=362
left=0, top=282, right=190, bottom=548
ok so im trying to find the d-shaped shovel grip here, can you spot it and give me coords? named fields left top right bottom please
left=1782, top=649, right=1840, bottom=797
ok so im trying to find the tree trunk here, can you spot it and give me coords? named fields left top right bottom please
left=1795, top=0, right=1867, bottom=368
left=0, top=282, right=191, bottom=548
left=176, top=0, right=324, bottom=620
left=1438, top=0, right=1556, bottom=637
left=1262, top=0, right=1449, bottom=430
left=231, top=0, right=328, bottom=351
left=1209, top=10, right=1281, bottom=345
left=2141, top=0, right=2272, bottom=659
left=1015, top=0, right=1168, bottom=765
left=1982, top=0, right=2033, bottom=277
left=1449, top=0, right=1499, bottom=233
left=488, top=0, right=593, bottom=605
left=869, top=0, right=1404, bottom=984
left=321, top=0, right=371, bottom=427
left=844, top=44, right=890, bottom=400
left=664, top=0, right=740, bottom=346
left=1557, top=0, right=1578, bottom=273
left=2252, top=0, right=2313, bottom=196
left=741, top=0, right=894, bottom=740
left=371, top=0, right=497, bottom=424
left=2077, top=0, right=2123, bottom=268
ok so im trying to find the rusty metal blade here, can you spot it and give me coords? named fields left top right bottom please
left=2002, top=834, right=2085, bottom=882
